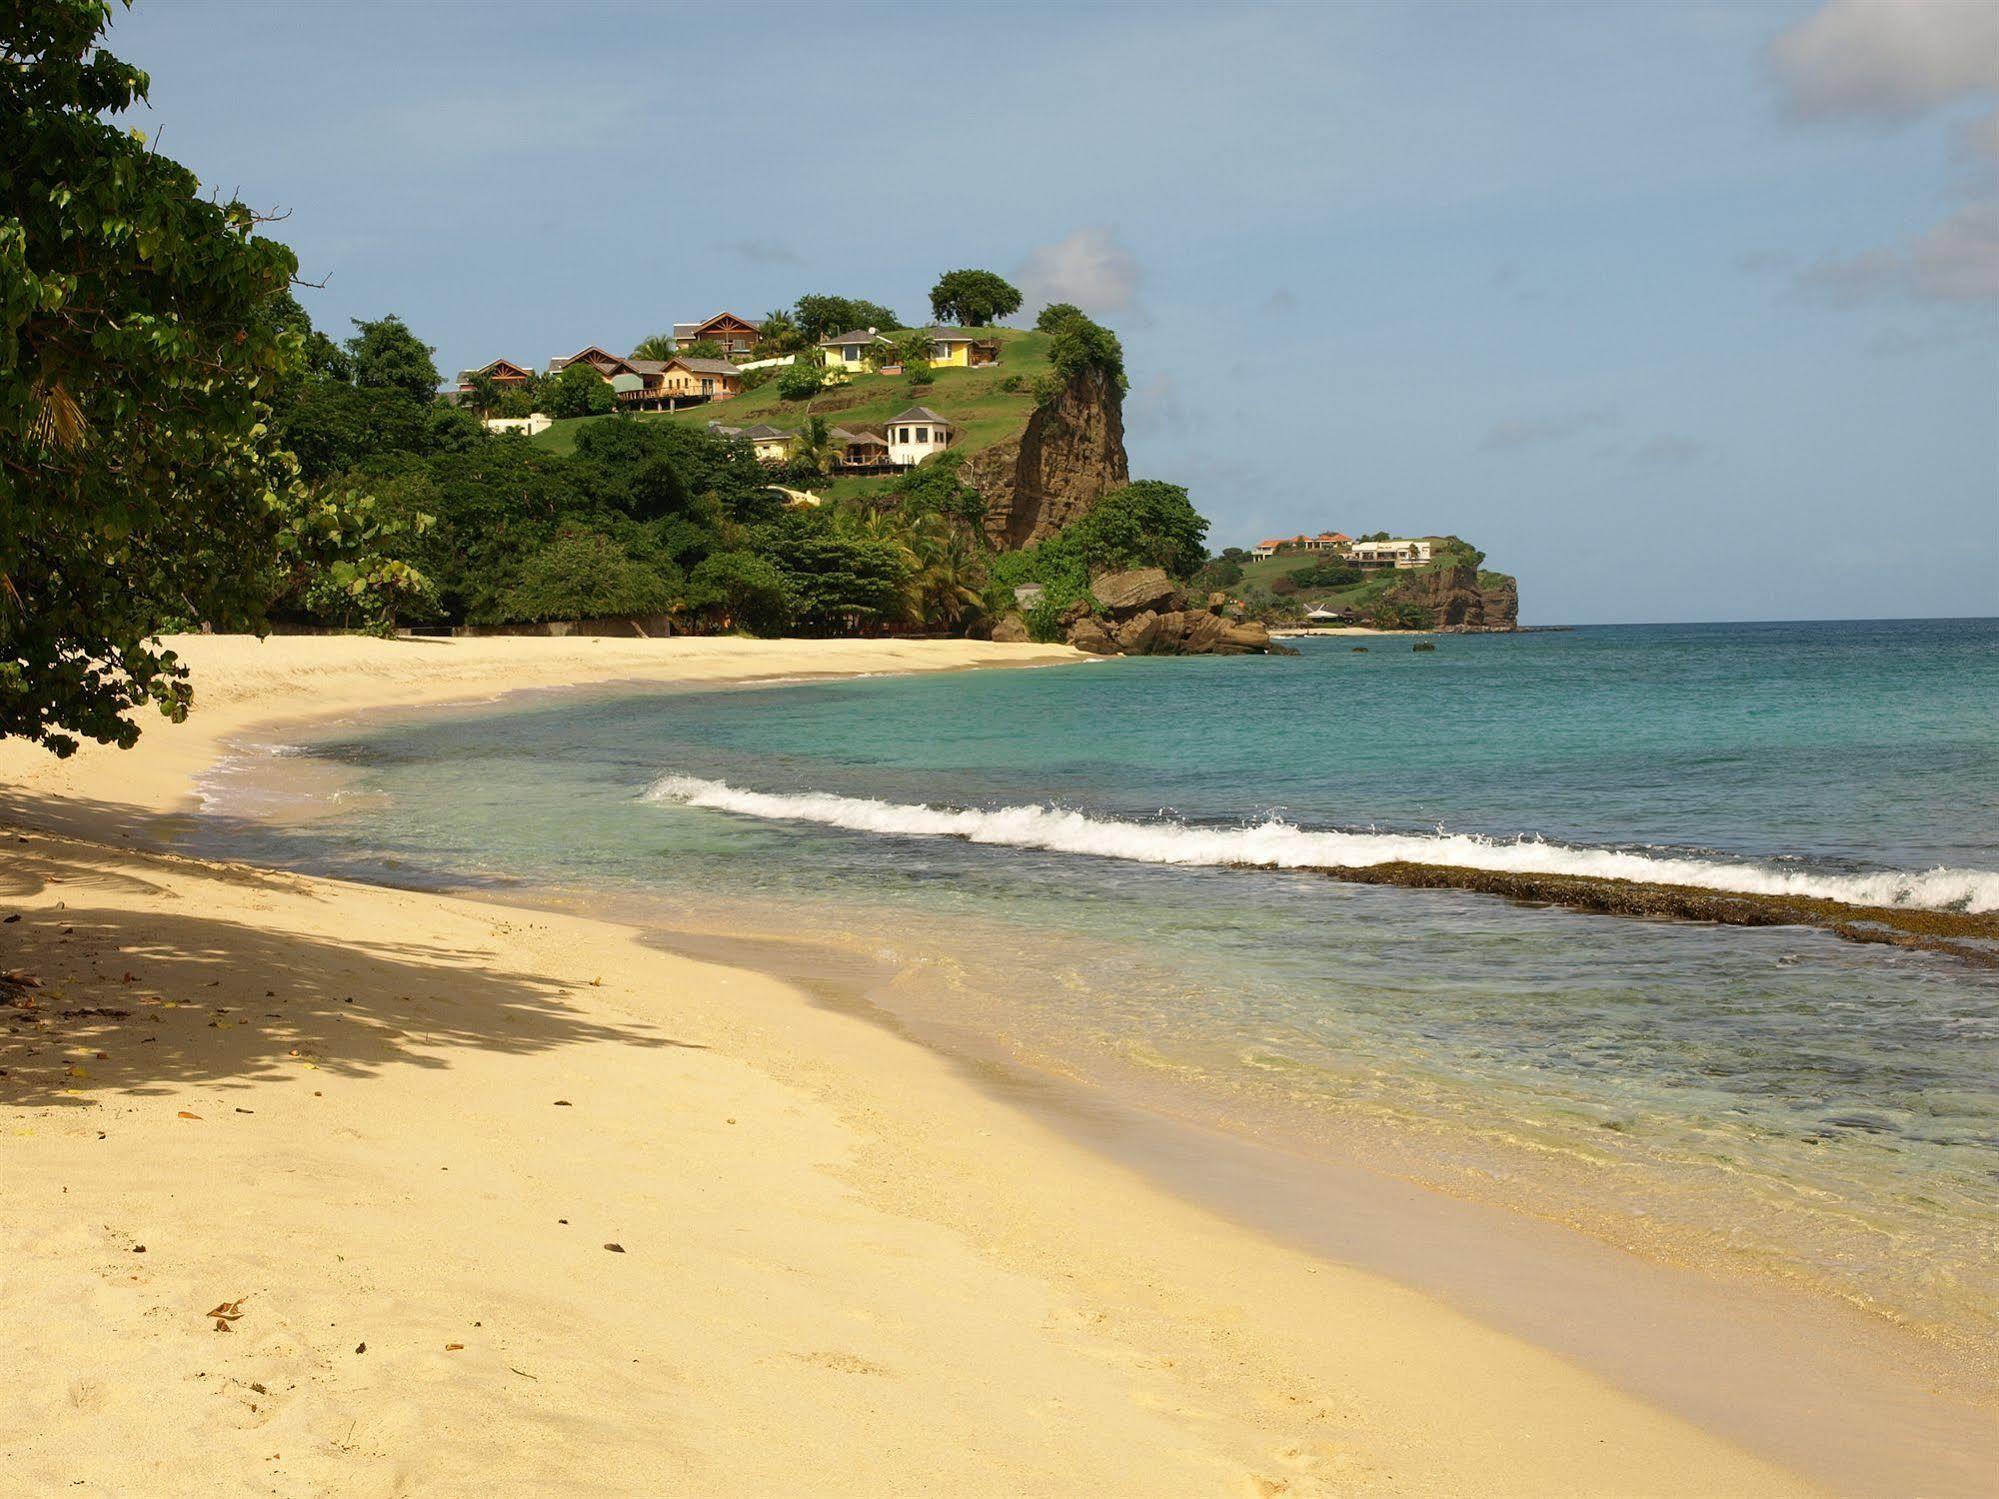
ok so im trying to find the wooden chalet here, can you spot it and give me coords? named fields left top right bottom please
left=671, top=312, right=762, bottom=357
left=549, top=346, right=638, bottom=379
left=618, top=355, right=744, bottom=410
left=457, top=358, right=535, bottom=391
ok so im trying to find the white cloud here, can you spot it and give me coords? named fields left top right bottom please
left=1769, top=0, right=1999, bottom=120
left=1015, top=227, right=1142, bottom=319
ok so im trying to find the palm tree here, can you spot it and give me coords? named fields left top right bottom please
left=463, top=371, right=500, bottom=418
left=792, top=415, right=837, bottom=475
left=904, top=513, right=989, bottom=633
left=632, top=332, right=676, bottom=361
left=759, top=309, right=804, bottom=353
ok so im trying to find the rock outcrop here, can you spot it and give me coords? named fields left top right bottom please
left=989, top=613, right=1031, bottom=643
left=969, top=368, right=1129, bottom=550
left=1065, top=568, right=1292, bottom=657
left=1377, top=562, right=1519, bottom=630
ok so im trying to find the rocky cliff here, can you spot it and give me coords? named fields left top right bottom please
left=968, top=368, right=1129, bottom=550
left=1008, top=567, right=1291, bottom=657
left=1378, top=561, right=1519, bottom=630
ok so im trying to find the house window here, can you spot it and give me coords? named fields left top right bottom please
left=915, top=428, right=929, bottom=444
left=931, top=344, right=947, bottom=360
left=845, top=345, right=861, bottom=362
left=700, top=378, right=713, bottom=395
left=898, top=428, right=910, bottom=443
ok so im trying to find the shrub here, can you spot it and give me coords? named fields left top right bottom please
left=907, top=368, right=936, bottom=390
left=997, top=374, right=1023, bottom=393
left=1288, top=561, right=1364, bottom=589
left=776, top=362, right=824, bottom=401
left=1049, top=315, right=1126, bottom=388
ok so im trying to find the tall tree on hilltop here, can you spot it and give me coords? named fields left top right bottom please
left=928, top=269, right=1022, bottom=327
left=346, top=314, right=439, bottom=401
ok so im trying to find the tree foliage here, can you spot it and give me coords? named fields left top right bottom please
left=928, top=268, right=1022, bottom=327
left=790, top=294, right=899, bottom=341
left=542, top=361, right=615, bottom=418
left=495, top=528, right=679, bottom=624
left=2, top=0, right=309, bottom=752
left=1048, top=314, right=1126, bottom=389
left=1034, top=302, right=1084, bottom=333
left=346, top=315, right=439, bottom=401
left=631, top=332, right=677, bottom=361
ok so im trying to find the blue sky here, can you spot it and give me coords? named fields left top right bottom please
left=107, top=0, right=1996, bottom=624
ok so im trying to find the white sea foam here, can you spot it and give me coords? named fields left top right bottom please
left=642, top=775, right=1999, bottom=915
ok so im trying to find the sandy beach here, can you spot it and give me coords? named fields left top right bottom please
left=0, top=635, right=1826, bottom=1497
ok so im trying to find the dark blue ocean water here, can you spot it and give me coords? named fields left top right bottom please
left=200, top=619, right=1999, bottom=1339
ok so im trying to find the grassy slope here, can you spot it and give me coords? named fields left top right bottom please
left=532, top=327, right=1052, bottom=490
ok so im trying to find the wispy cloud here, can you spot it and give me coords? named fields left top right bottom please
left=1262, top=287, right=1296, bottom=315
left=1634, top=434, right=1702, bottom=467
left=1016, top=227, right=1143, bottom=320
left=1481, top=409, right=1615, bottom=452
left=1793, top=200, right=1999, bottom=304
left=1734, top=249, right=1796, bottom=275
left=1766, top=3, right=1999, bottom=314
left=727, top=239, right=802, bottom=266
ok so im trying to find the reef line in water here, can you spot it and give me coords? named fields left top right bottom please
left=1327, top=861, right=1999, bottom=964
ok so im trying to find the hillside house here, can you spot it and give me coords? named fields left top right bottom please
left=740, top=424, right=800, bottom=463
left=672, top=312, right=762, bottom=357
left=458, top=358, right=535, bottom=392
left=888, top=406, right=952, bottom=466
left=548, top=346, right=637, bottom=378
left=1349, top=538, right=1435, bottom=568
left=649, top=356, right=744, bottom=407
left=924, top=328, right=1002, bottom=368
left=817, top=329, right=892, bottom=374
left=829, top=426, right=894, bottom=472
left=1250, top=539, right=1288, bottom=558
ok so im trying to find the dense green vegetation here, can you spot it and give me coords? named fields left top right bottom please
left=987, top=482, right=1210, bottom=640
left=1, top=0, right=430, bottom=753
left=0, top=5, right=1204, bottom=753
left=533, top=327, right=1058, bottom=476
left=1199, top=536, right=1493, bottom=629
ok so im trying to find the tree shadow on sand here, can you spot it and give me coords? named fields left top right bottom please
left=1, top=832, right=701, bottom=1110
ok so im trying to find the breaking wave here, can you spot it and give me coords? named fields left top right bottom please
left=642, top=775, right=1999, bottom=915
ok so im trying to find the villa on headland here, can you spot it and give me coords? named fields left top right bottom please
left=1251, top=533, right=1435, bottom=568
left=1252, top=532, right=1351, bottom=557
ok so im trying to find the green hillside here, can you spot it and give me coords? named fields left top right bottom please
left=531, top=327, right=1054, bottom=495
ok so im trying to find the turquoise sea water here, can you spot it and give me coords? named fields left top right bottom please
left=199, top=619, right=1999, bottom=1342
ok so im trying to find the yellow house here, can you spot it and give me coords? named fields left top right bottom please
left=924, top=328, right=1002, bottom=369
left=710, top=422, right=800, bottom=464
left=816, top=328, right=891, bottom=375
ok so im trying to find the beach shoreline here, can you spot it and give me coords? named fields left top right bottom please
left=0, top=633, right=1972, bottom=1496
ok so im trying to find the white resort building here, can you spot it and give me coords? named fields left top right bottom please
left=888, top=406, right=952, bottom=467
left=1348, top=538, right=1435, bottom=568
